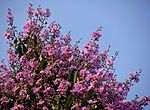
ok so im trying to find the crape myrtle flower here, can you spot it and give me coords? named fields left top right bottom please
left=0, top=4, right=149, bottom=110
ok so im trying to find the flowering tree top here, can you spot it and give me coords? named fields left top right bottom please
left=0, top=4, right=150, bottom=110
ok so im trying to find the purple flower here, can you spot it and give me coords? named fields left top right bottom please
left=10, top=104, right=24, bottom=110
left=118, top=87, right=124, bottom=93
left=71, top=81, right=86, bottom=95
left=27, top=4, right=34, bottom=16
left=7, top=9, right=14, bottom=23
left=4, top=31, right=12, bottom=39
left=81, top=106, right=90, bottom=110
left=71, top=103, right=80, bottom=110
left=106, top=58, right=113, bottom=67
left=119, top=99, right=128, bottom=104
left=19, top=90, right=27, bottom=98
left=91, top=28, right=101, bottom=41
left=129, top=72, right=139, bottom=82
left=43, top=106, right=48, bottom=110
left=0, top=96, right=9, bottom=104
left=37, top=99, right=45, bottom=105
left=32, top=86, right=42, bottom=94
left=45, top=9, right=51, bottom=17
left=88, top=99, right=97, bottom=104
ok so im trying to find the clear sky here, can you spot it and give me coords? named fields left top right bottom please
left=0, top=0, right=150, bottom=109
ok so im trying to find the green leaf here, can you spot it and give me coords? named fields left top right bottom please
left=37, top=56, right=46, bottom=73
left=65, top=94, right=73, bottom=108
left=81, top=90, right=94, bottom=106
left=21, top=43, right=28, bottom=53
left=16, top=45, right=23, bottom=58
left=9, top=98, right=13, bottom=102
left=68, top=70, right=78, bottom=85
left=81, top=95, right=89, bottom=105
left=73, top=70, right=78, bottom=83
left=39, top=54, right=43, bottom=62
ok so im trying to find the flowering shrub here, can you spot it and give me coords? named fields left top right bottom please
left=0, top=4, right=150, bottom=110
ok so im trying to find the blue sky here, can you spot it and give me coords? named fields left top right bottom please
left=0, top=0, right=150, bottom=109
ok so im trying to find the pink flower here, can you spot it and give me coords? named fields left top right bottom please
left=83, top=42, right=92, bottom=50
left=91, top=31, right=101, bottom=40
left=71, top=103, right=80, bottom=110
left=26, top=95, right=30, bottom=100
left=33, top=10, right=38, bottom=16
left=7, top=9, right=14, bottom=23
left=91, top=28, right=101, bottom=41
left=4, top=32, right=12, bottom=39
left=43, top=106, right=48, bottom=110
left=27, top=4, right=34, bottom=16
left=7, top=14, right=14, bottom=22
left=119, top=99, right=128, bottom=104
left=17, top=104, right=24, bottom=109
left=22, top=33, right=28, bottom=40
left=101, top=51, right=108, bottom=59
left=10, top=104, right=24, bottom=110
left=45, top=9, right=51, bottom=17
left=99, top=86, right=104, bottom=94
left=68, top=55, right=74, bottom=62
left=116, top=82, right=122, bottom=87
left=106, top=58, right=113, bottom=66
left=0, top=96, right=9, bottom=104
left=118, top=87, right=124, bottom=93
left=81, top=106, right=90, bottom=110
left=71, top=81, right=86, bottom=94
left=54, top=78, right=61, bottom=85
left=61, top=45, right=70, bottom=53
left=32, top=86, right=42, bottom=94
left=19, top=90, right=27, bottom=98
left=0, top=63, right=4, bottom=68
left=48, top=22, right=60, bottom=37
left=37, top=99, right=45, bottom=105
left=129, top=72, right=139, bottom=82
left=80, top=68, right=90, bottom=78
left=10, top=106, right=18, bottom=110
left=88, top=99, right=97, bottom=104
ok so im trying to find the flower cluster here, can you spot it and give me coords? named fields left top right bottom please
left=0, top=4, right=150, bottom=110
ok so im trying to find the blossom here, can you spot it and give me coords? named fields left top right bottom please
left=48, top=22, right=60, bottom=37
left=0, top=63, right=4, bottom=68
left=1, top=4, right=149, bottom=110
left=0, top=96, right=9, bottom=104
left=32, top=86, right=42, bottom=94
left=119, top=99, right=128, bottom=104
left=71, top=81, right=86, bottom=95
left=37, top=99, right=45, bottom=105
left=129, top=72, right=139, bottom=82
left=4, top=31, right=12, bottom=39
left=10, top=104, right=24, bottom=110
left=33, top=10, right=38, bottom=16
left=7, top=9, right=14, bottom=23
left=91, top=31, right=101, bottom=41
left=106, top=58, right=113, bottom=67
left=27, top=3, right=34, bottom=16
left=88, top=99, right=97, bottom=104
left=57, top=80, right=71, bottom=97
left=43, top=106, right=48, bottom=110
left=19, top=90, right=27, bottom=98
left=118, top=87, right=124, bottom=93
left=81, top=106, right=90, bottom=110
left=99, top=86, right=104, bottom=94
left=45, top=9, right=51, bottom=17
left=71, top=103, right=80, bottom=110
left=91, top=28, right=101, bottom=41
